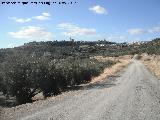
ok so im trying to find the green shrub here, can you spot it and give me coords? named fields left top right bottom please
left=0, top=55, right=116, bottom=105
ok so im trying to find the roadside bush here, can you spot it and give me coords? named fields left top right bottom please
left=0, top=55, right=116, bottom=105
left=1, top=55, right=39, bottom=104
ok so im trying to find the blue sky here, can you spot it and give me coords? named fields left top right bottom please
left=0, top=0, right=160, bottom=48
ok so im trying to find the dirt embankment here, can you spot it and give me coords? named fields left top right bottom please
left=90, top=55, right=131, bottom=83
left=141, top=54, right=160, bottom=80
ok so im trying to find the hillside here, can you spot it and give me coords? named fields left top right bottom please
left=0, top=38, right=159, bottom=107
left=0, top=38, right=159, bottom=63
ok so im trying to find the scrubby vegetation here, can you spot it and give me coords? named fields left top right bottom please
left=0, top=54, right=115, bottom=105
left=105, top=38, right=160, bottom=56
left=0, top=38, right=159, bottom=62
left=0, top=38, right=159, bottom=106
left=137, top=38, right=160, bottom=55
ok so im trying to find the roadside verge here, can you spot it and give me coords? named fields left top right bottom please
left=90, top=56, right=131, bottom=83
left=141, top=54, right=160, bottom=80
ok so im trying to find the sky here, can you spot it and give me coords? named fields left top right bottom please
left=0, top=0, right=160, bottom=48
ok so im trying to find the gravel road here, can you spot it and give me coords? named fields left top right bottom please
left=1, top=60, right=160, bottom=120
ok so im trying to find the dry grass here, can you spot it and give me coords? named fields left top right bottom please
left=141, top=54, right=160, bottom=80
left=90, top=56, right=131, bottom=83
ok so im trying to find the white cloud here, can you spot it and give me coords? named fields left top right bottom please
left=57, top=23, right=97, bottom=36
left=127, top=28, right=146, bottom=35
left=148, top=26, right=160, bottom=33
left=9, top=17, right=31, bottom=23
left=89, top=5, right=108, bottom=15
left=9, top=26, right=53, bottom=41
left=108, top=35, right=126, bottom=40
left=33, top=12, right=51, bottom=20
left=42, top=12, right=50, bottom=17
left=9, top=12, right=51, bottom=23
left=128, top=26, right=160, bottom=35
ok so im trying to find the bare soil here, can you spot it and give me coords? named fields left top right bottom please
left=141, top=54, right=160, bottom=80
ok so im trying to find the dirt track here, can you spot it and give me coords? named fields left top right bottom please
left=1, top=60, right=160, bottom=120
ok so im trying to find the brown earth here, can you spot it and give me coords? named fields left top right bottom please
left=141, top=54, right=160, bottom=80
left=90, top=55, right=131, bottom=83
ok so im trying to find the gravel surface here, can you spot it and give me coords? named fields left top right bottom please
left=1, top=60, right=160, bottom=120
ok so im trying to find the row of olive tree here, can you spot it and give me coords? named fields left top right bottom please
left=0, top=55, right=116, bottom=105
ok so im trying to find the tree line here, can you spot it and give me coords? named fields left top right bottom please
left=0, top=54, right=116, bottom=105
